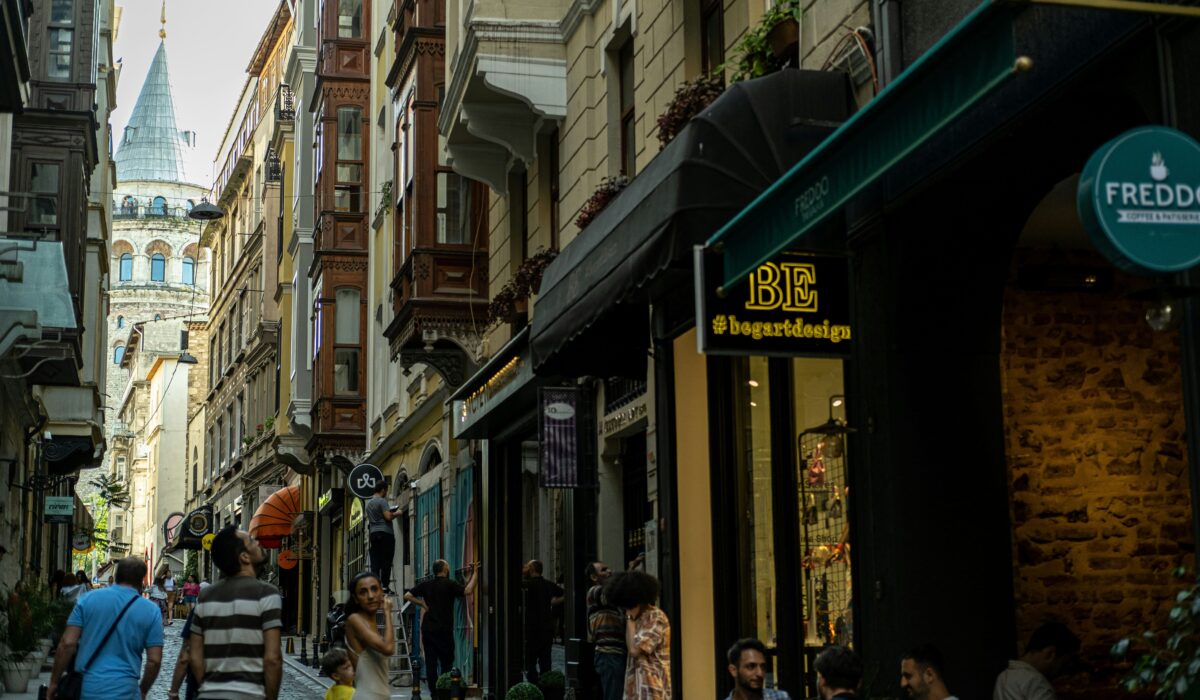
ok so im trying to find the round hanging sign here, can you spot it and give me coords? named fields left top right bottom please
left=201, top=533, right=215, bottom=551
left=277, top=549, right=299, bottom=570
left=71, top=532, right=93, bottom=553
left=1078, top=126, right=1200, bottom=274
left=347, top=463, right=385, bottom=499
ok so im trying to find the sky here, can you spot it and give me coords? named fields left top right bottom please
left=111, top=0, right=281, bottom=190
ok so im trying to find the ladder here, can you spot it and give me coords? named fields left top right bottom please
left=375, top=595, right=415, bottom=688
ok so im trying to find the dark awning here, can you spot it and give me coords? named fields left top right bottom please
left=531, top=70, right=856, bottom=377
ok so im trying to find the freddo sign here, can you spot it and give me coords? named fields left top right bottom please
left=1078, top=126, right=1200, bottom=274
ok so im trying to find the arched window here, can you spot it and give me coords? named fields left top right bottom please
left=152, top=195, right=167, bottom=216
left=121, top=195, right=136, bottom=214
left=119, top=253, right=132, bottom=281
left=113, top=345, right=125, bottom=364
left=182, top=256, right=195, bottom=285
left=116, top=316, right=124, bottom=329
left=186, top=199, right=195, bottom=213
left=151, top=253, right=165, bottom=281
left=154, top=314, right=162, bottom=321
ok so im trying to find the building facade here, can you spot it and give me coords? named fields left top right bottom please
left=0, top=0, right=116, bottom=587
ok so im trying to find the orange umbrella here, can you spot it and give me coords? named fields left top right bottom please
left=249, top=485, right=301, bottom=549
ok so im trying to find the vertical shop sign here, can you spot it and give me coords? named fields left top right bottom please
left=541, top=387, right=580, bottom=488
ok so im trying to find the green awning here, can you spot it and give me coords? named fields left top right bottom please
left=706, top=0, right=1025, bottom=291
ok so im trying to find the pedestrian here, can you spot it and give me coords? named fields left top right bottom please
left=605, top=570, right=671, bottom=700
left=993, top=622, right=1080, bottom=700
left=74, top=570, right=92, bottom=592
left=182, top=575, right=200, bottom=612
left=149, top=574, right=169, bottom=625
left=403, top=559, right=478, bottom=696
left=188, top=525, right=283, bottom=700
left=50, top=569, right=66, bottom=597
left=47, top=557, right=163, bottom=700
left=320, top=648, right=357, bottom=700
left=585, top=561, right=624, bottom=700
left=164, top=570, right=177, bottom=622
left=344, top=571, right=394, bottom=700
left=522, top=559, right=564, bottom=683
left=365, top=480, right=399, bottom=593
left=814, top=645, right=861, bottom=700
left=59, top=572, right=88, bottom=604
left=725, top=638, right=791, bottom=699
left=900, top=644, right=959, bottom=700
left=166, top=609, right=198, bottom=700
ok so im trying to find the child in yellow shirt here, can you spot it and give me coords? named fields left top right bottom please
left=321, top=649, right=357, bottom=700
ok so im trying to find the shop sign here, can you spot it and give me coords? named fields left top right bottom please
left=695, top=248, right=852, bottom=357
left=454, top=350, right=534, bottom=439
left=541, top=387, right=589, bottom=488
left=44, top=495, right=74, bottom=523
left=71, top=532, right=93, bottom=553
left=1078, top=126, right=1200, bottom=274
left=347, top=463, right=385, bottom=499
left=348, top=498, right=363, bottom=528
left=318, top=488, right=345, bottom=516
left=600, top=398, right=648, bottom=439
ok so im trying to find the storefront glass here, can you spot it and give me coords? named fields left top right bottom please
left=791, top=358, right=850, bottom=650
left=734, top=356, right=778, bottom=648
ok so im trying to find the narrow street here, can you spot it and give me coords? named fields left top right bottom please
left=145, top=622, right=328, bottom=700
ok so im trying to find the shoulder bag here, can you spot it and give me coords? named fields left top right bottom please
left=54, top=593, right=140, bottom=700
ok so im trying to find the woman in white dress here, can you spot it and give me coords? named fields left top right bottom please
left=344, top=571, right=395, bottom=700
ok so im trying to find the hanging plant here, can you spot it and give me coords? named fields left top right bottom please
left=1112, top=568, right=1200, bottom=697
left=487, top=249, right=559, bottom=325
left=724, top=0, right=802, bottom=83
left=656, top=75, right=725, bottom=148
left=575, top=176, right=630, bottom=231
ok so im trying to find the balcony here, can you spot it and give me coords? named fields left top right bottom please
left=113, top=202, right=197, bottom=220
left=276, top=84, right=295, bottom=122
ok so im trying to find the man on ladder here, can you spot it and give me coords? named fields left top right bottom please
left=365, top=480, right=400, bottom=594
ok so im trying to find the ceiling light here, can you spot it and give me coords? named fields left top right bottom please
left=831, top=397, right=844, bottom=407
left=750, top=401, right=757, bottom=407
left=748, top=379, right=759, bottom=387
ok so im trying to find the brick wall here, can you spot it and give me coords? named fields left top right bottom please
left=1001, top=249, right=1193, bottom=680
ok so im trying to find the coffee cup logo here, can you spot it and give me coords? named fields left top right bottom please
left=1151, top=152, right=1169, bottom=182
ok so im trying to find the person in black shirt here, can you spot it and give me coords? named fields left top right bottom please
left=521, top=559, right=564, bottom=684
left=404, top=559, right=477, bottom=695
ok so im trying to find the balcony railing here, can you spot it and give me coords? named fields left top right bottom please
left=113, top=203, right=195, bottom=219
left=276, top=84, right=295, bottom=122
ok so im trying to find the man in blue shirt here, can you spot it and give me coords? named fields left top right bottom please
left=725, top=638, right=793, bottom=700
left=48, top=557, right=164, bottom=700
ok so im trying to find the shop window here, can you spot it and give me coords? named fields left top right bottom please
left=29, top=162, right=60, bottom=226
left=618, top=42, right=636, bottom=176
left=334, top=288, right=360, bottom=394
left=335, top=107, right=363, bottom=213
left=119, top=254, right=132, bottom=281
left=182, top=256, right=195, bottom=285
left=435, top=172, right=470, bottom=244
left=338, top=0, right=363, bottom=38
left=151, top=253, right=165, bottom=281
left=113, top=345, right=125, bottom=364
left=700, top=0, right=724, bottom=80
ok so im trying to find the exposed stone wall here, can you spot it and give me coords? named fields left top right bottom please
left=1001, top=249, right=1193, bottom=676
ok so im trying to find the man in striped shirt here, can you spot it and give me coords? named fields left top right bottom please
left=189, top=526, right=283, bottom=700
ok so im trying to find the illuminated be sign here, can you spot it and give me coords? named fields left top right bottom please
left=745, top=262, right=817, bottom=312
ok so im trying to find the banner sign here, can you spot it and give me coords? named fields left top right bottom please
left=1078, top=126, right=1200, bottom=274
left=696, top=248, right=852, bottom=357
left=540, top=388, right=581, bottom=488
left=44, top=495, right=74, bottom=524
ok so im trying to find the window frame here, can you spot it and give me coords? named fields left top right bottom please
left=150, top=253, right=166, bottom=282
left=618, top=42, right=636, bottom=177
left=333, top=286, right=361, bottom=395
left=700, top=0, right=725, bottom=80
left=334, top=106, right=364, bottom=213
left=46, top=0, right=74, bottom=82
left=182, top=256, right=195, bottom=285
left=118, top=253, right=133, bottom=281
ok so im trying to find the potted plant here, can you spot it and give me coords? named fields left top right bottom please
left=724, top=0, right=802, bottom=83
left=1112, top=567, right=1200, bottom=696
left=536, top=670, right=566, bottom=700
left=506, top=681, right=545, bottom=700
left=435, top=671, right=455, bottom=700
left=3, top=591, right=37, bottom=692
left=264, top=416, right=275, bottom=430
left=487, top=248, right=559, bottom=326
left=575, top=176, right=630, bottom=231
left=656, top=75, right=724, bottom=148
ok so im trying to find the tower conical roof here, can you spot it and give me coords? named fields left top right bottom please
left=115, top=41, right=190, bottom=183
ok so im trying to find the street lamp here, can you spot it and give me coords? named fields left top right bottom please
left=179, top=199, right=225, bottom=361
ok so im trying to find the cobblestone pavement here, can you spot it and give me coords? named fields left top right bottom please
left=146, top=620, right=328, bottom=700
